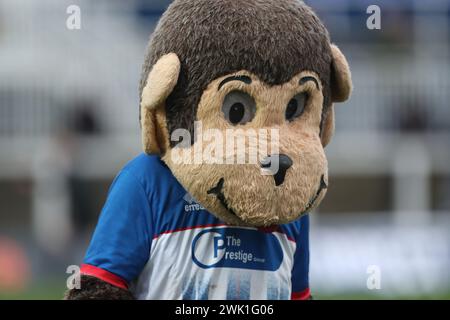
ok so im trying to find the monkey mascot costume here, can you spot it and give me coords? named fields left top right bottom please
left=66, top=0, right=351, bottom=300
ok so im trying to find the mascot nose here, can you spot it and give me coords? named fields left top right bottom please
left=260, top=154, right=293, bottom=186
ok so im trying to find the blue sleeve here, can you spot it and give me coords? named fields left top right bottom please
left=291, top=214, right=310, bottom=298
left=83, top=168, right=152, bottom=284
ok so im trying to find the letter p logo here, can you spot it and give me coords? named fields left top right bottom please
left=213, top=236, right=225, bottom=258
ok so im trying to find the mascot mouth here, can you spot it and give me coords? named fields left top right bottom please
left=207, top=175, right=328, bottom=220
left=207, top=178, right=239, bottom=217
left=301, top=174, right=328, bottom=214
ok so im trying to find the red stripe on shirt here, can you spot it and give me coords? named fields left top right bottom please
left=153, top=224, right=296, bottom=243
left=80, top=264, right=128, bottom=290
left=291, top=288, right=311, bottom=300
left=153, top=223, right=228, bottom=239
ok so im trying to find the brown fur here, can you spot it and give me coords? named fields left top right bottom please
left=162, top=71, right=328, bottom=226
left=141, top=105, right=171, bottom=155
left=141, top=53, right=181, bottom=111
left=321, top=106, right=335, bottom=147
left=138, top=0, right=352, bottom=226
left=141, top=53, right=180, bottom=153
left=330, top=44, right=352, bottom=102
left=140, top=0, right=334, bottom=146
left=141, top=106, right=160, bottom=154
left=64, top=275, right=135, bottom=300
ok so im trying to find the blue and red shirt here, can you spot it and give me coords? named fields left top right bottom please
left=81, top=154, right=310, bottom=300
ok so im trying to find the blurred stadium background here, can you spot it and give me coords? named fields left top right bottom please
left=0, top=0, right=449, bottom=299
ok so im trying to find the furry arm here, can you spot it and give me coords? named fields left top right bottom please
left=64, top=275, right=135, bottom=300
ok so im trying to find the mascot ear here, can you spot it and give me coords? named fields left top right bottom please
left=330, top=44, right=352, bottom=103
left=140, top=53, right=181, bottom=154
left=321, top=45, right=352, bottom=147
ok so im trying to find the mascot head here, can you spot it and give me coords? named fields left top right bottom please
left=139, top=0, right=352, bottom=226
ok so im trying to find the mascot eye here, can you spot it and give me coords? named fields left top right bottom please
left=222, top=91, right=256, bottom=125
left=285, top=93, right=307, bottom=121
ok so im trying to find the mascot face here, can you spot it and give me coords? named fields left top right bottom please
left=139, top=0, right=352, bottom=227
left=163, top=70, right=329, bottom=226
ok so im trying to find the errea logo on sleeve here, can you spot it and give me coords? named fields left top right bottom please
left=183, top=193, right=205, bottom=212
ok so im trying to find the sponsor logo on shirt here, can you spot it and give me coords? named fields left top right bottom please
left=183, top=193, right=205, bottom=212
left=191, top=228, right=283, bottom=271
